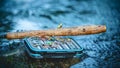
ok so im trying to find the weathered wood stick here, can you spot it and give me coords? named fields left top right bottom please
left=6, top=25, right=106, bottom=39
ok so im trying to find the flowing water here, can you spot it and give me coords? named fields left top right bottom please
left=0, top=0, right=120, bottom=68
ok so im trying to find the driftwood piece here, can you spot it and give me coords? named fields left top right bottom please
left=6, top=25, right=106, bottom=39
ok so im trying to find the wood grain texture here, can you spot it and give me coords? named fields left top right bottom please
left=6, top=25, right=106, bottom=39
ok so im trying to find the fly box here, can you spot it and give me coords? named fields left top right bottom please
left=24, top=37, right=83, bottom=59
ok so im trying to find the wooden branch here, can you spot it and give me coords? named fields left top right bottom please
left=6, top=25, right=106, bottom=39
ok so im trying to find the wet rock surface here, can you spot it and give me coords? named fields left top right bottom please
left=0, top=0, right=120, bottom=68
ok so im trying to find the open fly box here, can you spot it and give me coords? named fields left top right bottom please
left=24, top=36, right=83, bottom=59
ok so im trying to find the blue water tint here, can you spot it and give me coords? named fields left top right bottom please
left=0, top=0, right=120, bottom=68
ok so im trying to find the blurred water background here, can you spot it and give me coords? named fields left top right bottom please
left=0, top=0, right=120, bottom=68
